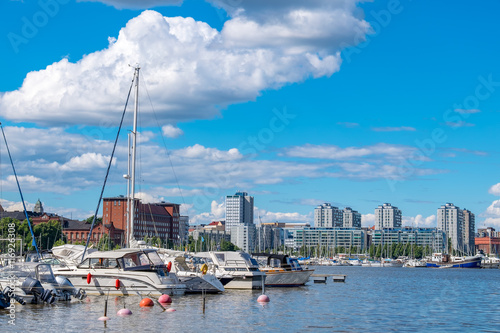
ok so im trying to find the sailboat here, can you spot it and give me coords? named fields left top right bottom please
left=52, top=67, right=186, bottom=296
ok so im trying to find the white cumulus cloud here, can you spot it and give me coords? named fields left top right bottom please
left=488, top=183, right=500, bottom=196
left=0, top=4, right=369, bottom=127
left=162, top=124, right=184, bottom=138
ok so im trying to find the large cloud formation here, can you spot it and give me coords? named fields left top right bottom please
left=0, top=1, right=369, bottom=126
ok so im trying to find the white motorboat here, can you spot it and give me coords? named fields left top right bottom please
left=52, top=248, right=186, bottom=296
left=0, top=262, right=86, bottom=304
left=403, top=259, right=427, bottom=268
left=253, top=253, right=314, bottom=287
left=157, top=250, right=224, bottom=293
left=196, top=251, right=266, bottom=289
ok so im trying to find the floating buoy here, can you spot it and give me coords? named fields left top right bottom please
left=167, top=262, right=172, bottom=272
left=115, top=279, right=121, bottom=290
left=98, top=316, right=110, bottom=321
left=140, top=298, right=154, bottom=307
left=87, top=273, right=92, bottom=284
left=166, top=308, right=176, bottom=312
left=158, top=294, right=172, bottom=304
left=257, top=295, right=270, bottom=303
left=117, top=308, right=133, bottom=316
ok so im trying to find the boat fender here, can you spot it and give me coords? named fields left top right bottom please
left=167, top=262, right=172, bottom=272
left=115, top=279, right=120, bottom=290
left=201, top=263, right=208, bottom=275
left=87, top=273, right=92, bottom=284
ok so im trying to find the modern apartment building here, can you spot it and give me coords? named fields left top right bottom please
left=343, top=207, right=361, bottom=228
left=375, top=203, right=402, bottom=229
left=225, top=191, right=255, bottom=251
left=314, top=203, right=343, bottom=228
left=462, top=208, right=475, bottom=254
left=437, top=203, right=463, bottom=252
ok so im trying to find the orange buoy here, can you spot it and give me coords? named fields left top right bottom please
left=140, top=298, right=154, bottom=307
left=115, top=279, right=121, bottom=290
left=167, top=262, right=172, bottom=272
left=87, top=273, right=92, bottom=284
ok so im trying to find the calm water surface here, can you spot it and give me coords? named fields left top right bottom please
left=2, top=266, right=499, bottom=332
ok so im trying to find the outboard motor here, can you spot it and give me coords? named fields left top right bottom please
left=21, top=277, right=56, bottom=304
left=55, top=275, right=87, bottom=301
left=2, top=286, right=26, bottom=306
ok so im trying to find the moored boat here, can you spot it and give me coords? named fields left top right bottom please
left=52, top=248, right=186, bottom=296
left=426, top=253, right=482, bottom=268
left=252, top=253, right=314, bottom=287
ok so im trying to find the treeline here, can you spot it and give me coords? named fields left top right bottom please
left=298, top=243, right=433, bottom=259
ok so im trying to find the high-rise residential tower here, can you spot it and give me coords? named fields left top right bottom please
left=343, top=207, right=361, bottom=228
left=314, top=203, right=343, bottom=228
left=225, top=191, right=255, bottom=252
left=375, top=203, right=402, bottom=229
left=462, top=208, right=475, bottom=254
left=437, top=203, right=463, bottom=253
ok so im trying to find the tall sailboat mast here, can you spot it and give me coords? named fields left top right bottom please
left=128, top=66, right=140, bottom=246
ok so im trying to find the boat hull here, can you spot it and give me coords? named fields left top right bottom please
left=54, top=270, right=185, bottom=296
left=426, top=260, right=481, bottom=268
left=263, top=270, right=314, bottom=287
left=221, top=274, right=265, bottom=289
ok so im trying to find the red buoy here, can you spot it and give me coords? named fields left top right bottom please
left=257, top=295, right=270, bottom=303
left=87, top=273, right=92, bottom=284
left=159, top=294, right=172, bottom=304
left=115, top=279, right=121, bottom=290
left=167, top=262, right=172, bottom=272
left=140, top=298, right=154, bottom=307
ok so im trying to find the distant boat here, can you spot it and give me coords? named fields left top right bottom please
left=403, top=259, right=427, bottom=268
left=196, top=251, right=266, bottom=289
left=252, top=253, right=314, bottom=287
left=426, top=253, right=482, bottom=268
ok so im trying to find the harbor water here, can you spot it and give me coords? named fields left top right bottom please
left=2, top=266, right=499, bottom=332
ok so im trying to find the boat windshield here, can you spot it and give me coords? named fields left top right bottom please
left=36, top=264, right=57, bottom=284
left=240, top=252, right=260, bottom=268
left=146, top=251, right=166, bottom=267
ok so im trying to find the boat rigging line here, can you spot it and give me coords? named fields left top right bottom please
left=0, top=122, right=41, bottom=259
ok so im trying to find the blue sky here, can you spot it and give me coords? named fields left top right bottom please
left=1, top=0, right=499, bottom=228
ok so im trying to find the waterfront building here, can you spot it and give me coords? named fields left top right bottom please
left=102, top=196, right=180, bottom=246
left=225, top=191, right=255, bottom=251
left=343, top=207, right=361, bottom=228
left=231, top=224, right=255, bottom=253
left=370, top=228, right=446, bottom=253
left=462, top=209, right=475, bottom=255
left=475, top=227, right=499, bottom=255
left=375, top=203, right=402, bottom=229
left=314, top=203, right=343, bottom=228
left=225, top=191, right=254, bottom=233
left=292, top=228, right=366, bottom=252
left=256, top=223, right=284, bottom=252
left=437, top=203, right=463, bottom=252
left=179, top=215, right=190, bottom=247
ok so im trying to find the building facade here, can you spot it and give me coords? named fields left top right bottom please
left=314, top=203, right=343, bottom=228
left=462, top=209, right=475, bottom=255
left=225, top=192, right=254, bottom=251
left=292, top=228, right=366, bottom=252
left=437, top=203, right=463, bottom=252
left=225, top=192, right=254, bottom=233
left=102, top=196, right=180, bottom=246
left=375, top=203, right=402, bottom=229
left=343, top=207, right=361, bottom=228
left=370, top=228, right=446, bottom=253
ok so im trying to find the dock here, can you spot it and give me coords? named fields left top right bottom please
left=311, top=274, right=347, bottom=283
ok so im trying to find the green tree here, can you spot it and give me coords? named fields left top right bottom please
left=86, top=215, right=102, bottom=224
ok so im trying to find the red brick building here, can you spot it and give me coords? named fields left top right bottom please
left=102, top=196, right=180, bottom=245
left=475, top=227, right=500, bottom=255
